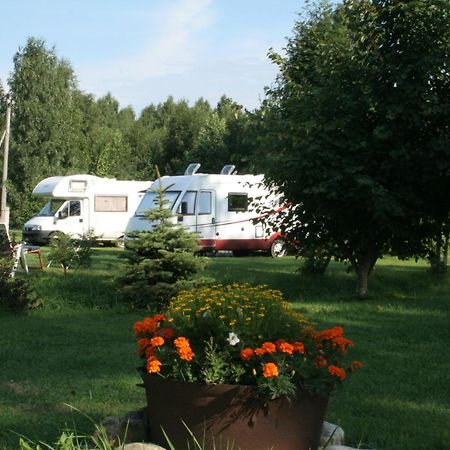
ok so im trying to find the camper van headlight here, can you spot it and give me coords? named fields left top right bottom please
left=29, top=225, right=42, bottom=231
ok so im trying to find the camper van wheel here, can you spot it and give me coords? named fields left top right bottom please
left=270, top=238, right=287, bottom=258
left=48, top=232, right=60, bottom=245
left=115, top=238, right=125, bottom=249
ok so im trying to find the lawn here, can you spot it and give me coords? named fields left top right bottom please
left=1, top=248, right=449, bottom=450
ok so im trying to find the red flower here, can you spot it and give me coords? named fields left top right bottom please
left=328, top=365, right=346, bottom=380
left=240, top=348, right=255, bottom=361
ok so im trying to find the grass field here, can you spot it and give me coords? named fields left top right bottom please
left=1, top=248, right=449, bottom=450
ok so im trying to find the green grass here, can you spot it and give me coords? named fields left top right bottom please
left=1, top=249, right=449, bottom=449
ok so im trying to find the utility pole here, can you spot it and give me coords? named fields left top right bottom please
left=0, top=93, right=11, bottom=232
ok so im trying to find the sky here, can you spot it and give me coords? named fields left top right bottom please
left=0, top=0, right=307, bottom=114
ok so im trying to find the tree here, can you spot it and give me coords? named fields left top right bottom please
left=119, top=168, right=208, bottom=310
left=8, top=38, right=86, bottom=225
left=259, top=0, right=450, bottom=298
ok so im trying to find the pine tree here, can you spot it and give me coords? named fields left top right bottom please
left=119, top=168, right=209, bottom=310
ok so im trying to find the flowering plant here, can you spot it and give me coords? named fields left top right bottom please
left=133, top=284, right=362, bottom=400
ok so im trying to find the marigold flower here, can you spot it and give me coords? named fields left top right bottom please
left=137, top=338, right=152, bottom=355
left=262, top=362, right=279, bottom=378
left=240, top=348, right=255, bottom=361
left=315, top=355, right=328, bottom=368
left=278, top=342, right=294, bottom=355
left=146, top=357, right=162, bottom=373
left=145, top=346, right=156, bottom=359
left=261, top=342, right=276, bottom=354
left=328, top=365, right=346, bottom=380
left=174, top=337, right=190, bottom=349
left=158, top=327, right=176, bottom=339
left=150, top=336, right=165, bottom=347
left=333, top=336, right=354, bottom=352
left=254, top=347, right=265, bottom=356
left=292, top=341, right=305, bottom=354
left=318, top=326, right=344, bottom=341
left=348, top=360, right=364, bottom=372
left=133, top=318, right=157, bottom=336
left=178, top=347, right=195, bottom=361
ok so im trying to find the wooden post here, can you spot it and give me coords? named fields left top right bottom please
left=1, top=94, right=11, bottom=231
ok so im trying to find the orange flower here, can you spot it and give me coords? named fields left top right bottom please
left=254, top=347, right=266, bottom=356
left=318, top=326, right=343, bottom=341
left=278, top=342, right=294, bottom=355
left=150, top=336, right=165, bottom=347
left=292, top=341, right=305, bottom=354
left=328, top=365, right=346, bottom=380
left=262, top=362, right=279, bottom=378
left=333, top=336, right=354, bottom=352
left=146, top=357, right=162, bottom=373
left=315, top=355, right=328, bottom=368
left=137, top=338, right=152, bottom=355
left=348, top=360, right=364, bottom=372
left=133, top=317, right=157, bottom=336
left=158, top=327, right=176, bottom=339
left=174, top=337, right=195, bottom=361
left=261, top=342, right=277, bottom=354
left=145, top=346, right=156, bottom=359
left=240, top=348, right=255, bottom=361
left=178, top=347, right=195, bottom=361
left=153, top=314, right=166, bottom=322
left=174, top=336, right=190, bottom=349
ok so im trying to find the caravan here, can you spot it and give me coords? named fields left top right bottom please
left=125, top=164, right=288, bottom=257
left=23, top=175, right=151, bottom=245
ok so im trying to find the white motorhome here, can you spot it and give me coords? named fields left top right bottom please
left=23, top=175, right=151, bottom=245
left=126, top=164, right=288, bottom=257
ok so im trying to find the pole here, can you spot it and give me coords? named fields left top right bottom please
left=1, top=94, right=11, bottom=228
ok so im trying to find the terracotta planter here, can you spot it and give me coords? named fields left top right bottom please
left=140, top=372, right=329, bottom=450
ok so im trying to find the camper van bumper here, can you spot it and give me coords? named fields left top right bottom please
left=22, top=228, right=53, bottom=245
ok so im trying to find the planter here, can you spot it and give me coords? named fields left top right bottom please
left=140, top=372, right=329, bottom=450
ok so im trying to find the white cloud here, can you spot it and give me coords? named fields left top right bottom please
left=76, top=0, right=214, bottom=94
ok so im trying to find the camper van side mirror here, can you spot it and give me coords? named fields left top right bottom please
left=181, top=202, right=188, bottom=215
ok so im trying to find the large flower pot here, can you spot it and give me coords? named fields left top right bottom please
left=140, top=372, right=329, bottom=450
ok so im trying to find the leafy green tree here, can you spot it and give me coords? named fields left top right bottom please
left=8, top=37, right=86, bottom=225
left=119, top=168, right=209, bottom=310
left=259, top=0, right=450, bottom=298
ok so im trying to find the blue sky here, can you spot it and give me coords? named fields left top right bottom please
left=0, top=0, right=307, bottom=114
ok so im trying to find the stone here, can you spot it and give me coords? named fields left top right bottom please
left=320, top=421, right=345, bottom=448
left=101, top=408, right=149, bottom=446
left=120, top=444, right=166, bottom=450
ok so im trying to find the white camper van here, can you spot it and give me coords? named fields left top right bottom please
left=23, top=175, right=151, bottom=245
left=126, top=164, right=288, bottom=257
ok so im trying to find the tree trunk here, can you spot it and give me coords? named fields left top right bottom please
left=355, top=248, right=378, bottom=299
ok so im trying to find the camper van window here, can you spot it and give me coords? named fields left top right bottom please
left=228, top=193, right=248, bottom=212
left=94, top=196, right=128, bottom=212
left=135, top=191, right=181, bottom=216
left=178, top=191, right=196, bottom=215
left=198, top=191, right=212, bottom=215
left=58, top=201, right=81, bottom=219
left=38, top=200, right=64, bottom=217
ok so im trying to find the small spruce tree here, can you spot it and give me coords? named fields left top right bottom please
left=119, top=168, right=208, bottom=310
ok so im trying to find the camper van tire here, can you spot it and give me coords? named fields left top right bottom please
left=114, top=237, right=125, bottom=249
left=270, top=238, right=287, bottom=258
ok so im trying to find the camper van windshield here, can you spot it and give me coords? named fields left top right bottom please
left=38, top=200, right=65, bottom=216
left=135, top=191, right=181, bottom=216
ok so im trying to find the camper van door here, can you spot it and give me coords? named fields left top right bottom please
left=54, top=199, right=85, bottom=237
left=177, top=189, right=216, bottom=246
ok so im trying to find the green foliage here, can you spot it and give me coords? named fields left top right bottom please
left=47, top=231, right=96, bottom=275
left=259, top=0, right=450, bottom=297
left=134, top=284, right=359, bottom=399
left=0, top=258, right=42, bottom=313
left=119, top=173, right=209, bottom=310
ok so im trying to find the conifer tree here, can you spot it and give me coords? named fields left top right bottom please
left=119, top=168, right=208, bottom=310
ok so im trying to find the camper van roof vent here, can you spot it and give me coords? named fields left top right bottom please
left=220, top=165, right=236, bottom=175
left=185, top=163, right=201, bottom=175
